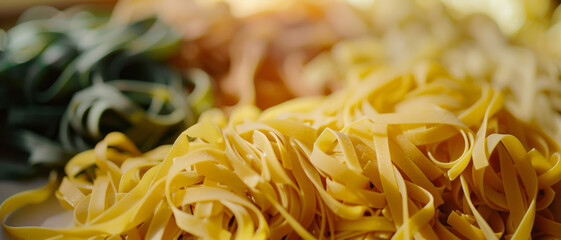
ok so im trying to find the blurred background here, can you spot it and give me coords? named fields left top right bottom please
left=0, top=0, right=117, bottom=28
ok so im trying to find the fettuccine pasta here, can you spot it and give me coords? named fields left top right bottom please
left=3, top=61, right=561, bottom=239
left=296, top=0, right=561, bottom=154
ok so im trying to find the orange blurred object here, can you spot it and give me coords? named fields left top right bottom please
left=112, top=0, right=370, bottom=111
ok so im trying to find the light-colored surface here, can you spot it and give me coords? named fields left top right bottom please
left=0, top=178, right=48, bottom=203
left=1, top=177, right=50, bottom=240
left=3, top=194, right=74, bottom=240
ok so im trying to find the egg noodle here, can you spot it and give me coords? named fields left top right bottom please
left=2, top=62, right=561, bottom=239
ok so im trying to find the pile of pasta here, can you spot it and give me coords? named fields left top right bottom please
left=3, top=61, right=561, bottom=239
left=4, top=0, right=561, bottom=239
left=297, top=0, right=561, bottom=149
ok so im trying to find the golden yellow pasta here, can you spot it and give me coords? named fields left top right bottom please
left=3, top=61, right=561, bottom=239
left=296, top=0, right=561, bottom=156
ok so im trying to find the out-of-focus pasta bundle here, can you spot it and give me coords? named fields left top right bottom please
left=0, top=6, right=212, bottom=178
left=111, top=0, right=371, bottom=109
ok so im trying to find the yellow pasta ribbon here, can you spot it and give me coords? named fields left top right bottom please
left=3, top=62, right=561, bottom=239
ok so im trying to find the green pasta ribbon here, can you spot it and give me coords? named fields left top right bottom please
left=0, top=6, right=213, bottom=179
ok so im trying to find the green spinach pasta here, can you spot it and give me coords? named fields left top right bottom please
left=0, top=7, right=212, bottom=178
